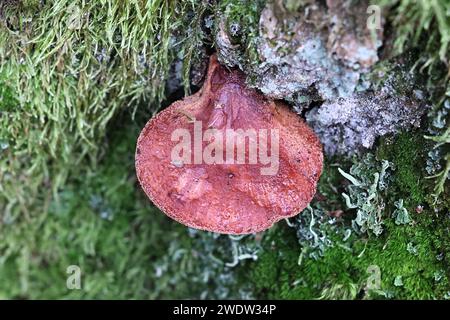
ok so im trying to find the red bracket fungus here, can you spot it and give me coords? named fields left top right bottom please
left=136, top=55, right=323, bottom=234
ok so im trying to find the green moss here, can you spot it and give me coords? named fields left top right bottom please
left=251, top=133, right=450, bottom=300
left=251, top=211, right=450, bottom=299
left=0, top=0, right=209, bottom=215
left=0, top=119, right=163, bottom=298
left=251, top=225, right=314, bottom=299
left=0, top=115, right=255, bottom=299
left=377, top=131, right=430, bottom=206
left=379, top=0, right=450, bottom=63
left=391, top=133, right=428, bottom=204
left=0, top=79, right=15, bottom=112
left=378, top=0, right=450, bottom=201
left=215, top=0, right=266, bottom=68
left=251, top=225, right=359, bottom=299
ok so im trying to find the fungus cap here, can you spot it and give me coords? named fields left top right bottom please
left=136, top=55, right=323, bottom=234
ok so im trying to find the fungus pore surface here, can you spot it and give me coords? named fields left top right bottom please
left=136, top=55, right=323, bottom=234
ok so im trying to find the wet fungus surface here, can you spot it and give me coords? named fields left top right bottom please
left=136, top=55, right=323, bottom=234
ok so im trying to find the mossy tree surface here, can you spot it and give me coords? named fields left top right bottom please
left=0, top=0, right=213, bottom=298
left=252, top=132, right=450, bottom=299
left=0, top=0, right=449, bottom=299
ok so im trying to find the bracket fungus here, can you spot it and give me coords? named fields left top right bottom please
left=136, top=55, right=323, bottom=234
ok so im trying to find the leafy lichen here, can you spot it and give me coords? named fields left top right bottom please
left=252, top=194, right=450, bottom=300
left=338, top=154, right=394, bottom=236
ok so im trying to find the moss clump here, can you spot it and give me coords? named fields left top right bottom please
left=251, top=130, right=450, bottom=300
left=379, top=0, right=450, bottom=64
left=251, top=211, right=450, bottom=299
left=377, top=131, right=430, bottom=206
left=0, top=0, right=209, bottom=221
left=378, top=0, right=450, bottom=201
left=0, top=115, right=256, bottom=299
left=251, top=225, right=360, bottom=300
left=0, top=119, right=171, bottom=298
left=250, top=225, right=318, bottom=299
left=0, top=78, right=15, bottom=112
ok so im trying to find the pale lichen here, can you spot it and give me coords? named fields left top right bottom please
left=305, top=53, right=429, bottom=156
left=338, top=154, right=394, bottom=236
left=306, top=88, right=427, bottom=156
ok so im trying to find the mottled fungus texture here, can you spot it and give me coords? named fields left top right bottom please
left=136, top=55, right=323, bottom=234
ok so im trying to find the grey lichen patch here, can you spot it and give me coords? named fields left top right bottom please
left=306, top=89, right=427, bottom=156
left=392, top=199, right=411, bottom=225
left=215, top=0, right=384, bottom=109
left=153, top=229, right=260, bottom=299
left=306, top=65, right=428, bottom=155
left=256, top=0, right=351, bottom=103
left=292, top=204, right=351, bottom=261
left=255, top=0, right=364, bottom=104
left=215, top=0, right=428, bottom=158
